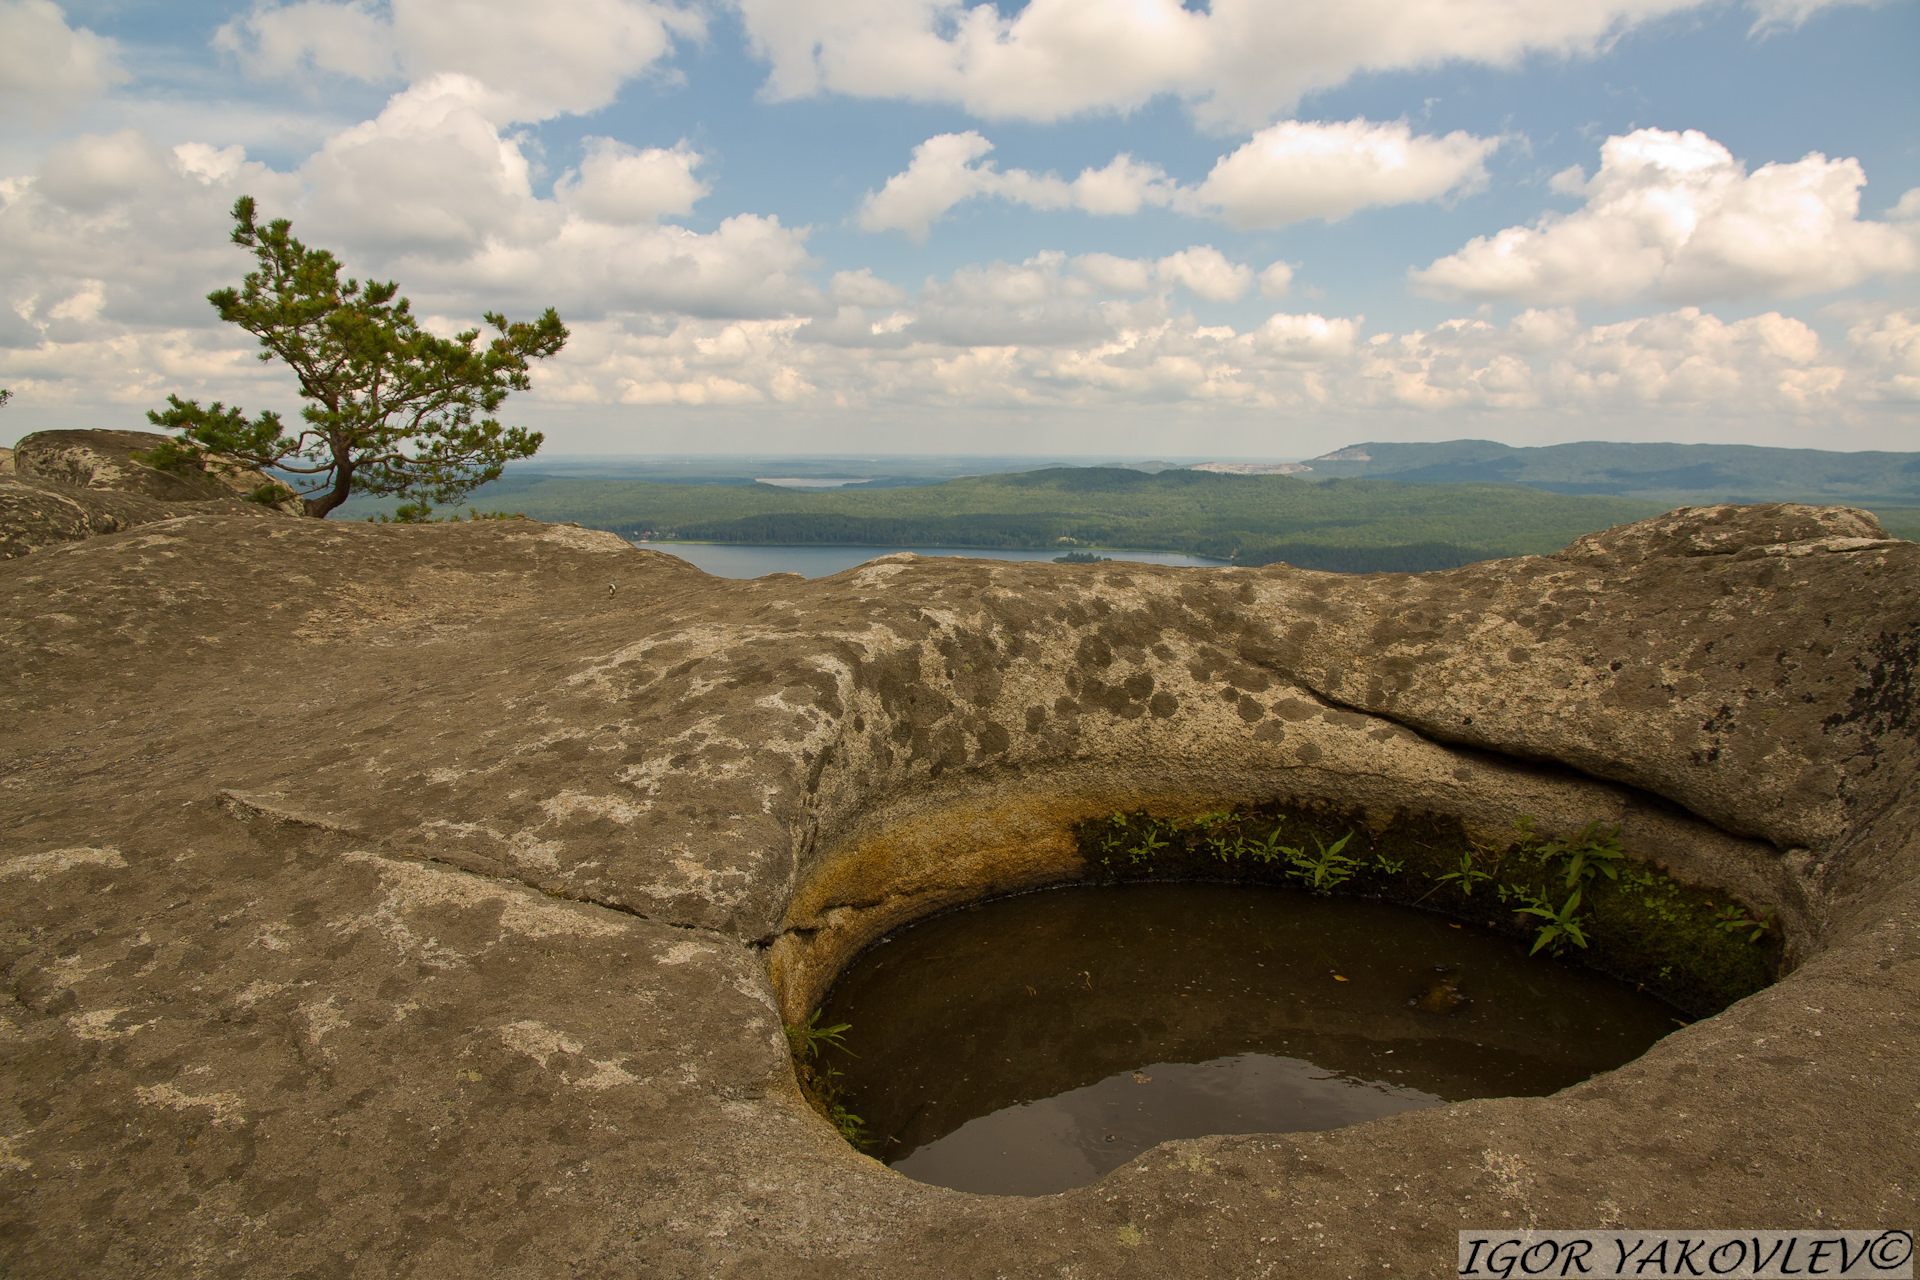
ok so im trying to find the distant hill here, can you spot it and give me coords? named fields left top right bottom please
left=344, top=466, right=1665, bottom=573
left=1297, top=440, right=1920, bottom=510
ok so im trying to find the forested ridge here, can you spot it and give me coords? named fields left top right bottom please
left=383, top=467, right=1667, bottom=572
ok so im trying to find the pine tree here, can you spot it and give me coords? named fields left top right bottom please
left=148, top=196, right=568, bottom=519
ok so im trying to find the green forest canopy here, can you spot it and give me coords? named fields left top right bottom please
left=349, top=466, right=1671, bottom=572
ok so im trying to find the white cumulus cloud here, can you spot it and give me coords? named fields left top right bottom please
left=1845, top=308, right=1920, bottom=404
left=732, top=0, right=1714, bottom=129
left=857, top=132, right=1179, bottom=241
left=861, top=121, right=1499, bottom=239
left=298, top=75, right=552, bottom=253
left=555, top=138, right=708, bottom=225
left=213, top=0, right=398, bottom=82
left=535, top=299, right=1894, bottom=439
left=0, top=0, right=125, bottom=123
left=1412, top=128, right=1920, bottom=305
left=1153, top=247, right=1252, bottom=303
left=0, top=83, right=826, bottom=427
left=796, top=248, right=1255, bottom=351
left=1195, top=119, right=1500, bottom=229
left=216, top=0, right=701, bottom=121
left=1258, top=262, right=1296, bottom=298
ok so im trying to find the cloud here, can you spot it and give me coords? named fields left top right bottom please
left=0, top=0, right=125, bottom=124
left=279, top=78, right=820, bottom=319
left=526, top=301, right=1891, bottom=435
left=0, top=87, right=824, bottom=403
left=856, top=132, right=994, bottom=241
left=298, top=75, right=553, bottom=253
left=33, top=130, right=177, bottom=212
left=0, top=131, right=302, bottom=345
left=1195, top=120, right=1499, bottom=229
left=1412, top=128, right=1920, bottom=305
left=829, top=269, right=908, bottom=307
left=861, top=122, right=1498, bottom=239
left=213, top=0, right=398, bottom=82
left=786, top=247, right=1254, bottom=351
left=1845, top=309, right=1920, bottom=403
left=555, top=138, right=708, bottom=224
left=903, top=251, right=1155, bottom=347
left=731, top=0, right=1712, bottom=129
left=10, top=172, right=1906, bottom=441
left=1745, top=0, right=1898, bottom=33
left=856, top=132, right=1178, bottom=241
left=1153, top=247, right=1251, bottom=303
left=216, top=0, right=701, bottom=121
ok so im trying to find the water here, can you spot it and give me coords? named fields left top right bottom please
left=631, top=542, right=1227, bottom=579
left=816, top=882, right=1679, bottom=1196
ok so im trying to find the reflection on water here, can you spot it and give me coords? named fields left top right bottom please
left=818, top=882, right=1679, bottom=1196
left=892, top=1053, right=1443, bottom=1197
left=633, top=541, right=1227, bottom=579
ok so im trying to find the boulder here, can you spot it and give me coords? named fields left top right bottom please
left=11, top=428, right=295, bottom=506
left=0, top=429, right=300, bottom=558
left=0, top=505, right=1914, bottom=1278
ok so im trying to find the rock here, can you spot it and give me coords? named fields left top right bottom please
left=11, top=428, right=290, bottom=506
left=0, top=504, right=1915, bottom=1278
left=1410, top=974, right=1469, bottom=1014
left=0, top=428, right=299, bottom=558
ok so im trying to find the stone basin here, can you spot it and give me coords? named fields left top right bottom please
left=1, top=490, right=1915, bottom=1278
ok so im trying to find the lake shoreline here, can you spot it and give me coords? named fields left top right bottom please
left=626, top=540, right=1232, bottom=579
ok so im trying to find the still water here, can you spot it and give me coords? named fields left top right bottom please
left=817, top=882, right=1679, bottom=1196
left=632, top=541, right=1227, bottom=578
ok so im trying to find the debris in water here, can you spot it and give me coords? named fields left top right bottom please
left=1411, top=976, right=1470, bottom=1015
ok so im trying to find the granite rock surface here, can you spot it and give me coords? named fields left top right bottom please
left=0, top=429, right=298, bottom=560
left=1, top=489, right=1915, bottom=1278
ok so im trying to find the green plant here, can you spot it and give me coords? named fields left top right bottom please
left=1287, top=832, right=1359, bottom=895
left=1518, top=888, right=1590, bottom=956
left=785, top=1009, right=853, bottom=1060
left=785, top=1012, right=869, bottom=1147
left=1240, top=824, right=1291, bottom=865
left=148, top=195, right=566, bottom=518
left=1434, top=851, right=1493, bottom=900
left=1544, top=822, right=1625, bottom=889
left=1715, top=904, right=1777, bottom=943
left=1073, top=803, right=1777, bottom=1016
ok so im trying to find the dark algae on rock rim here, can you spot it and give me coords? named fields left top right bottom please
left=816, top=882, right=1682, bottom=1196
left=1074, top=806, right=1778, bottom=1018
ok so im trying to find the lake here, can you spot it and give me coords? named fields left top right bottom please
left=631, top=542, right=1229, bottom=579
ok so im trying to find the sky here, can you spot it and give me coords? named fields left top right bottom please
left=1, top=0, right=1917, bottom=458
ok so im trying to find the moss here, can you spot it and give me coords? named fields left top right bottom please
left=1074, top=804, right=1777, bottom=1018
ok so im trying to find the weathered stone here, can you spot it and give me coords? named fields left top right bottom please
left=1, top=499, right=1915, bottom=1278
left=1, top=429, right=300, bottom=559
left=12, top=428, right=292, bottom=506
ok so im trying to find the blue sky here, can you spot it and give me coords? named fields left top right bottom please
left=2, top=0, right=1916, bottom=457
